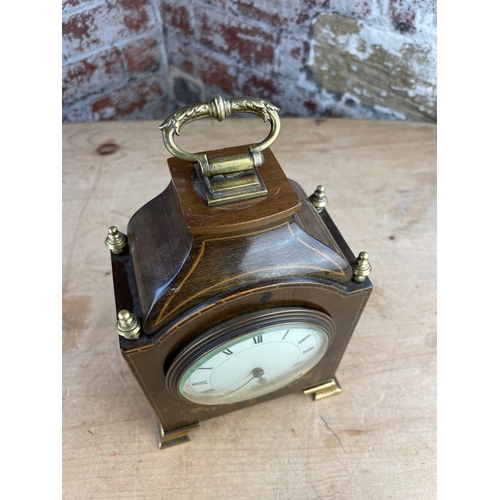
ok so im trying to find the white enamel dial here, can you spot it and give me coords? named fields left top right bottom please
left=178, top=322, right=329, bottom=405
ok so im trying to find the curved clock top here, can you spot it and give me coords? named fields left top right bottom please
left=127, top=163, right=353, bottom=336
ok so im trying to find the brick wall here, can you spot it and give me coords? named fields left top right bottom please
left=62, top=0, right=436, bottom=123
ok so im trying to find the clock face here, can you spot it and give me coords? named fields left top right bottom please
left=168, top=308, right=334, bottom=406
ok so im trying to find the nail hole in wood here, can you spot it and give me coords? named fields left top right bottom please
left=97, top=143, right=119, bottom=155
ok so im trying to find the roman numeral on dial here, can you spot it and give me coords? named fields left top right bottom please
left=253, top=335, right=263, bottom=344
left=222, top=349, right=233, bottom=356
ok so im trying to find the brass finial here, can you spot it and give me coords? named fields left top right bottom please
left=309, top=185, right=328, bottom=212
left=116, top=309, right=141, bottom=340
left=105, top=226, right=127, bottom=254
left=352, top=251, right=372, bottom=282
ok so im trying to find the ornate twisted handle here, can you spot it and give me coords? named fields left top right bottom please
left=159, top=95, right=281, bottom=176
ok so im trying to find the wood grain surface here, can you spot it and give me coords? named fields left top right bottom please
left=62, top=117, right=436, bottom=500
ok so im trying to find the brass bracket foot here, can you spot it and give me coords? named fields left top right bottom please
left=302, top=377, right=342, bottom=401
left=157, top=421, right=200, bottom=449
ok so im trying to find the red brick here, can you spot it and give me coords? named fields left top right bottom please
left=329, top=0, right=372, bottom=19
left=237, top=0, right=307, bottom=28
left=123, top=35, right=162, bottom=75
left=121, top=0, right=155, bottom=33
left=160, top=0, right=194, bottom=36
left=91, top=77, right=164, bottom=120
left=390, top=0, right=422, bottom=28
left=197, top=53, right=234, bottom=94
left=240, top=73, right=280, bottom=103
left=304, top=100, right=318, bottom=114
left=167, top=38, right=235, bottom=94
left=290, top=47, right=302, bottom=60
left=62, top=0, right=99, bottom=10
left=354, top=1, right=371, bottom=18
left=181, top=59, right=194, bottom=75
left=63, top=8, right=96, bottom=44
left=62, top=48, right=125, bottom=105
left=63, top=1, right=154, bottom=58
left=199, top=7, right=276, bottom=66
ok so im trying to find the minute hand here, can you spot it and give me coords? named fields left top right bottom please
left=222, top=367, right=265, bottom=397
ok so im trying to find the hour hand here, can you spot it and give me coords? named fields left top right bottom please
left=223, top=367, right=265, bottom=396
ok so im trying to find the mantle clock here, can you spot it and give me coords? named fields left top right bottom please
left=105, top=95, right=372, bottom=449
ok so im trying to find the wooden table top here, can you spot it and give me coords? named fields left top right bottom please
left=62, top=117, right=436, bottom=500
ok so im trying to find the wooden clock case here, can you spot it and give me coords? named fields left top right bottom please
left=109, top=143, right=372, bottom=448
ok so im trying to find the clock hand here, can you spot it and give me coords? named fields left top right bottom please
left=223, top=367, right=265, bottom=397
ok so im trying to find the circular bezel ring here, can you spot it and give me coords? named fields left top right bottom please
left=165, top=307, right=336, bottom=401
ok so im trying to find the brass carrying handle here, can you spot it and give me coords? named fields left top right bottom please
left=159, top=95, right=281, bottom=177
